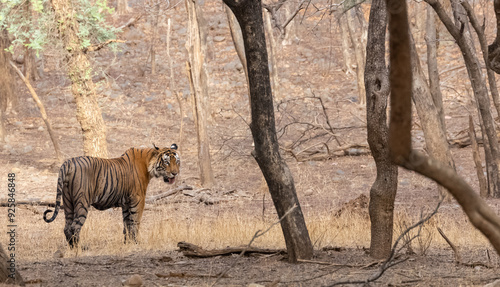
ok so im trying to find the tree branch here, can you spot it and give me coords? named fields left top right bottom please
left=83, top=39, right=126, bottom=53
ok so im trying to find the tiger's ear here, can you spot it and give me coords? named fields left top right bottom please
left=153, top=143, right=159, bottom=150
left=170, top=143, right=178, bottom=150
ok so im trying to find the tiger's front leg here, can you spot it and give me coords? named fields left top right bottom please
left=121, top=198, right=145, bottom=243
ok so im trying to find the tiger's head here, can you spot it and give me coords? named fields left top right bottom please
left=150, top=143, right=180, bottom=184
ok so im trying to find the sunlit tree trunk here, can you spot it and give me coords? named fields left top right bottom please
left=185, top=0, right=215, bottom=187
left=346, top=8, right=366, bottom=105
left=52, top=0, right=108, bottom=158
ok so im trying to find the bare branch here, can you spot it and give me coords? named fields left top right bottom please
left=83, top=39, right=126, bottom=53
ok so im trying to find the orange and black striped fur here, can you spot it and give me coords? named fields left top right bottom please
left=43, top=144, right=180, bottom=248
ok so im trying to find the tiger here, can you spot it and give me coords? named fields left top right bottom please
left=43, top=143, right=180, bottom=248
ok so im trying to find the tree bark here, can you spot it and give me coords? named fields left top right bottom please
left=0, top=30, right=14, bottom=143
left=52, top=0, right=108, bottom=158
left=224, top=0, right=313, bottom=263
left=488, top=0, right=500, bottom=74
left=425, top=5, right=446, bottom=132
left=225, top=6, right=249, bottom=88
left=461, top=1, right=500, bottom=119
left=185, top=0, right=215, bottom=187
left=263, top=10, right=280, bottom=100
left=339, top=15, right=354, bottom=75
left=116, top=0, right=131, bottom=14
left=364, top=0, right=398, bottom=259
left=409, top=33, right=455, bottom=200
left=426, top=0, right=500, bottom=198
left=346, top=8, right=366, bottom=105
left=387, top=0, right=500, bottom=256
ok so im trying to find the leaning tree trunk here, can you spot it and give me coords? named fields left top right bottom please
left=387, top=0, right=500, bottom=256
left=409, top=32, right=455, bottom=200
left=224, top=0, right=313, bottom=263
left=364, top=0, right=398, bottom=259
left=425, top=0, right=500, bottom=198
left=185, top=0, right=215, bottom=187
left=52, top=0, right=108, bottom=158
left=225, top=6, right=249, bottom=87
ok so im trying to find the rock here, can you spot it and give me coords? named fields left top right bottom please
left=122, top=274, right=143, bottom=287
left=10, top=167, right=21, bottom=173
left=213, top=36, right=226, bottom=42
left=248, top=284, right=265, bottom=287
left=53, top=249, right=64, bottom=258
left=38, top=126, right=45, bottom=131
left=23, top=146, right=33, bottom=154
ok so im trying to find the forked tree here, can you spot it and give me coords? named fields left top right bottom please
left=386, top=0, right=500, bottom=254
left=223, top=0, right=313, bottom=263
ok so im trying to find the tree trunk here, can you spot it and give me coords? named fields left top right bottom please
left=150, top=3, right=161, bottom=75
left=425, top=5, right=446, bottom=132
left=339, top=15, right=354, bottom=75
left=225, top=6, right=249, bottom=87
left=0, top=244, right=24, bottom=286
left=116, top=0, right=130, bottom=14
left=364, top=0, right=398, bottom=259
left=386, top=0, right=500, bottom=256
left=0, top=30, right=14, bottom=143
left=185, top=0, right=215, bottom=187
left=488, top=0, right=500, bottom=74
left=224, top=0, right=313, bottom=263
left=263, top=11, right=280, bottom=100
left=426, top=0, right=500, bottom=198
left=52, top=0, right=108, bottom=158
left=409, top=33, right=455, bottom=201
left=346, top=8, right=366, bottom=105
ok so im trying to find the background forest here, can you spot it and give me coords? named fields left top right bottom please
left=1, top=0, right=500, bottom=286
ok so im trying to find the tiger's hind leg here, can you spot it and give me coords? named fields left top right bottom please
left=121, top=197, right=145, bottom=244
left=65, top=200, right=89, bottom=248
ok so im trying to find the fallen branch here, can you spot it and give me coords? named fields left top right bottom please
left=145, top=185, right=193, bottom=203
left=83, top=39, right=126, bottom=53
left=177, top=242, right=284, bottom=258
left=156, top=272, right=229, bottom=278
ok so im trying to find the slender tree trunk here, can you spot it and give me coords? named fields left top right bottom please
left=9, top=61, right=62, bottom=161
left=225, top=6, right=248, bottom=86
left=387, top=0, right=500, bottom=256
left=426, top=0, right=500, bottom=198
left=116, top=0, right=130, bottom=14
left=52, top=0, right=108, bottom=158
left=488, top=0, right=500, bottom=74
left=364, top=0, right=398, bottom=259
left=263, top=11, right=280, bottom=100
left=224, top=0, right=313, bottom=263
left=185, top=0, right=214, bottom=187
left=346, top=8, right=366, bottom=105
left=0, top=30, right=13, bottom=143
left=409, top=33, right=455, bottom=200
left=150, top=3, right=161, bottom=75
left=339, top=15, right=354, bottom=75
left=425, top=5, right=446, bottom=132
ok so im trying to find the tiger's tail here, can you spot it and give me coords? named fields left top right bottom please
left=44, top=161, right=67, bottom=223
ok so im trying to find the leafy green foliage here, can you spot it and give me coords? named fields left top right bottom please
left=0, top=0, right=119, bottom=54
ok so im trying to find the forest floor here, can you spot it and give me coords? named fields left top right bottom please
left=2, top=0, right=500, bottom=286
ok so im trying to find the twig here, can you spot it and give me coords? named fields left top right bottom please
left=117, top=14, right=144, bottom=30
left=83, top=39, right=126, bottom=53
left=210, top=204, right=297, bottom=286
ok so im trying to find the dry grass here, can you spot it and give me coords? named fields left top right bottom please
left=0, top=202, right=491, bottom=263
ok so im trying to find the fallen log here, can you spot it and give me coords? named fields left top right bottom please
left=177, top=241, right=285, bottom=258
left=145, top=185, right=193, bottom=203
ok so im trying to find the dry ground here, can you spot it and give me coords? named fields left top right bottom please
left=2, top=1, right=500, bottom=286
